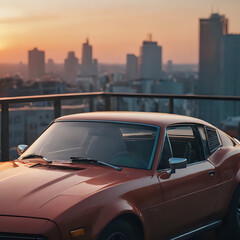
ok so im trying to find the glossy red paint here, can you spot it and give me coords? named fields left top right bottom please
left=57, top=111, right=212, bottom=128
left=0, top=112, right=239, bottom=240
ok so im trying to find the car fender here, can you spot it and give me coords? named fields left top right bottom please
left=91, top=198, right=144, bottom=239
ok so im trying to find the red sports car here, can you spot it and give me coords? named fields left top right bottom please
left=0, top=112, right=239, bottom=240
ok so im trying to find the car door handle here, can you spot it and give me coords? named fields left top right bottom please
left=209, top=170, right=215, bottom=177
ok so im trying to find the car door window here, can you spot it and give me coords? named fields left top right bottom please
left=159, top=125, right=206, bottom=169
left=205, top=127, right=222, bottom=154
left=198, top=126, right=210, bottom=158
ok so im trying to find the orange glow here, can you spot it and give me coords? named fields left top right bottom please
left=0, top=42, right=4, bottom=51
left=0, top=0, right=239, bottom=64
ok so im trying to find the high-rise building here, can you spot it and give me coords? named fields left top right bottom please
left=199, top=13, right=228, bottom=95
left=139, top=39, right=162, bottom=80
left=198, top=13, right=228, bottom=126
left=92, top=59, right=98, bottom=75
left=64, top=52, right=79, bottom=83
left=222, top=34, right=240, bottom=117
left=46, top=58, right=56, bottom=74
left=222, top=34, right=240, bottom=95
left=166, top=60, right=173, bottom=73
left=126, top=54, right=138, bottom=80
left=28, top=47, right=45, bottom=79
left=81, top=39, right=97, bottom=77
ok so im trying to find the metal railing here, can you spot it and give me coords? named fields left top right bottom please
left=1, top=91, right=240, bottom=161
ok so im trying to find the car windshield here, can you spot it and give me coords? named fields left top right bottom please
left=19, top=121, right=159, bottom=170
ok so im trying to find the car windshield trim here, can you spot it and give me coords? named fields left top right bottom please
left=56, top=119, right=159, bottom=128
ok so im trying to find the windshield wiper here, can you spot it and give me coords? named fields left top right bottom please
left=70, top=157, right=122, bottom=171
left=21, top=154, right=52, bottom=163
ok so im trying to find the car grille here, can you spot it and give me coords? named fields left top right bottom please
left=0, top=233, right=46, bottom=240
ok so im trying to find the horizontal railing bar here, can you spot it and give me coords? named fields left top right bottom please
left=0, top=92, right=104, bottom=104
left=1, top=92, right=240, bottom=105
left=102, top=92, right=240, bottom=101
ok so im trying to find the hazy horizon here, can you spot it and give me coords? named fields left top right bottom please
left=0, top=0, right=239, bottom=64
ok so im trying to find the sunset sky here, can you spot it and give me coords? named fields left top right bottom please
left=0, top=0, right=239, bottom=64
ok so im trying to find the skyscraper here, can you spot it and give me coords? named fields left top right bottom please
left=81, top=39, right=97, bottom=77
left=126, top=54, right=138, bottom=80
left=92, top=59, right=98, bottom=75
left=28, top=47, right=45, bottom=79
left=64, top=52, right=79, bottom=83
left=46, top=58, right=56, bottom=74
left=166, top=60, right=173, bottom=73
left=222, top=34, right=240, bottom=95
left=199, top=13, right=228, bottom=95
left=222, top=34, right=240, bottom=116
left=198, top=13, right=228, bottom=125
left=139, top=39, right=162, bottom=80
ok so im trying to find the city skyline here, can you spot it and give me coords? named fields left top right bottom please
left=0, top=0, right=239, bottom=64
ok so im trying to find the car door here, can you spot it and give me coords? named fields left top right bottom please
left=156, top=124, right=220, bottom=238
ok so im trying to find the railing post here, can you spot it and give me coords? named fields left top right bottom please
left=104, top=95, right=111, bottom=111
left=1, top=103, right=9, bottom=161
left=89, top=97, right=94, bottom=112
left=54, top=99, right=61, bottom=119
left=169, top=98, right=174, bottom=114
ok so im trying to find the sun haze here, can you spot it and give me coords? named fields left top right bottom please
left=0, top=0, right=239, bottom=64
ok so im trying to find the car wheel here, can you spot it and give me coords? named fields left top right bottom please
left=217, top=186, right=240, bottom=239
left=98, top=219, right=141, bottom=240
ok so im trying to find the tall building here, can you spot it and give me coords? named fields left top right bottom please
left=46, top=58, right=56, bottom=74
left=199, top=13, right=228, bottom=95
left=166, top=60, right=173, bottom=73
left=222, top=34, right=240, bottom=117
left=126, top=54, right=138, bottom=80
left=81, top=39, right=98, bottom=77
left=92, top=59, right=98, bottom=75
left=64, top=52, right=79, bottom=83
left=222, top=34, right=240, bottom=95
left=139, top=39, right=162, bottom=80
left=28, top=47, right=45, bottom=79
left=198, top=13, right=228, bottom=126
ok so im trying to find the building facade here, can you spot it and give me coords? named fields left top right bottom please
left=64, top=52, right=79, bottom=83
left=139, top=40, right=162, bottom=80
left=28, top=48, right=45, bottom=80
left=221, top=34, right=240, bottom=118
left=199, top=13, right=228, bottom=95
left=81, top=39, right=98, bottom=77
left=198, top=13, right=228, bottom=126
left=126, top=54, right=138, bottom=80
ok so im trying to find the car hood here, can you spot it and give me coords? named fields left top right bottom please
left=0, top=161, right=126, bottom=220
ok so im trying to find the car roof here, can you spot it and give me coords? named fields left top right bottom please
left=56, top=111, right=214, bottom=128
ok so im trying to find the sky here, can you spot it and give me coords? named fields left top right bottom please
left=0, top=0, right=239, bottom=64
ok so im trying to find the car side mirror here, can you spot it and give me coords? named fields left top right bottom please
left=168, top=157, right=187, bottom=174
left=17, top=144, right=28, bottom=156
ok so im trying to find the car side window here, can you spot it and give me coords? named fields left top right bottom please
left=198, top=126, right=210, bottom=158
left=205, top=127, right=222, bottom=154
left=166, top=125, right=205, bottom=165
